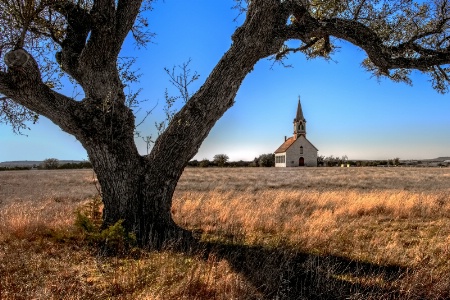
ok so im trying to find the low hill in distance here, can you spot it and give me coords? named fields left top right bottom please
left=0, top=160, right=86, bottom=167
left=423, top=157, right=450, bottom=161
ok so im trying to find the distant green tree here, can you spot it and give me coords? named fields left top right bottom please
left=317, top=155, right=325, bottom=166
left=213, top=154, right=229, bottom=167
left=41, top=158, right=59, bottom=169
left=199, top=159, right=210, bottom=168
left=258, top=153, right=275, bottom=167
left=187, top=160, right=199, bottom=167
left=249, top=157, right=259, bottom=167
left=325, top=155, right=338, bottom=167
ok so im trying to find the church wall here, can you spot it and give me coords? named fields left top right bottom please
left=285, top=144, right=298, bottom=167
left=285, top=136, right=317, bottom=167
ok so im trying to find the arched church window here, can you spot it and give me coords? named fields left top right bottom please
left=300, top=146, right=303, bottom=154
left=301, top=123, right=304, bottom=130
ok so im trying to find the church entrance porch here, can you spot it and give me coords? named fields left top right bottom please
left=299, top=157, right=305, bottom=166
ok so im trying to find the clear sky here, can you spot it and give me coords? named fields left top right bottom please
left=1, top=1, right=449, bottom=162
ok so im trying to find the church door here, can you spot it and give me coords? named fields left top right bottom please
left=299, top=157, right=305, bottom=166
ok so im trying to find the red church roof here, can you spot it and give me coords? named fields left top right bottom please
left=274, top=136, right=318, bottom=153
left=274, top=137, right=296, bottom=153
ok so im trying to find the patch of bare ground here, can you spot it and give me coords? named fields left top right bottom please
left=1, top=167, right=450, bottom=299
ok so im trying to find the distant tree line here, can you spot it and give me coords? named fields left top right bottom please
left=39, top=158, right=93, bottom=169
left=0, top=166, right=31, bottom=171
left=187, top=154, right=405, bottom=168
left=321, top=155, right=402, bottom=167
left=0, top=158, right=92, bottom=171
left=2, top=155, right=444, bottom=172
left=187, top=154, right=418, bottom=168
left=188, top=153, right=275, bottom=168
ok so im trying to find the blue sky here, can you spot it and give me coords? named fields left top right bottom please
left=1, top=1, right=449, bottom=162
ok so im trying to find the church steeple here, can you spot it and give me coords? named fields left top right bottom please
left=293, top=96, right=306, bottom=139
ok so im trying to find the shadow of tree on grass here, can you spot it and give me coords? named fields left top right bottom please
left=197, top=241, right=407, bottom=300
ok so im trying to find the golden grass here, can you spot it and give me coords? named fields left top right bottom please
left=1, top=167, right=450, bottom=299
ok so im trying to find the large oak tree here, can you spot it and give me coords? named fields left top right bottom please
left=1, top=0, right=449, bottom=246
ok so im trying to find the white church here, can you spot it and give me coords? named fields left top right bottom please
left=275, top=97, right=318, bottom=167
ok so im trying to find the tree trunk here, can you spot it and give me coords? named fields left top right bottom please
left=87, top=142, right=192, bottom=247
left=74, top=101, right=193, bottom=247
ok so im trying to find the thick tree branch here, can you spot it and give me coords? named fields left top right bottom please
left=115, top=0, right=144, bottom=51
left=64, top=0, right=144, bottom=102
left=323, top=18, right=450, bottom=71
left=52, top=1, right=91, bottom=82
left=283, top=6, right=450, bottom=74
left=1, top=49, right=80, bottom=134
left=76, top=0, right=116, bottom=70
left=0, top=71, right=10, bottom=94
left=81, top=0, right=142, bottom=64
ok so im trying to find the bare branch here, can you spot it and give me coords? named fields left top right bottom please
left=353, top=0, right=368, bottom=21
left=275, top=37, right=321, bottom=60
left=164, top=59, right=199, bottom=103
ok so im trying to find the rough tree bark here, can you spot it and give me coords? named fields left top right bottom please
left=1, top=0, right=449, bottom=246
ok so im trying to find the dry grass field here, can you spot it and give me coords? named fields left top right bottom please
left=1, top=167, right=450, bottom=299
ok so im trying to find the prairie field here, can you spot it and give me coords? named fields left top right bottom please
left=1, top=167, right=450, bottom=299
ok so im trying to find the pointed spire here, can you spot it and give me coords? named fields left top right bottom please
left=295, top=96, right=305, bottom=122
left=293, top=96, right=307, bottom=139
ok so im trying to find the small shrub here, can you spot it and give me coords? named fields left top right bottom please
left=98, top=219, right=137, bottom=253
left=75, top=211, right=96, bottom=233
left=75, top=197, right=136, bottom=255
